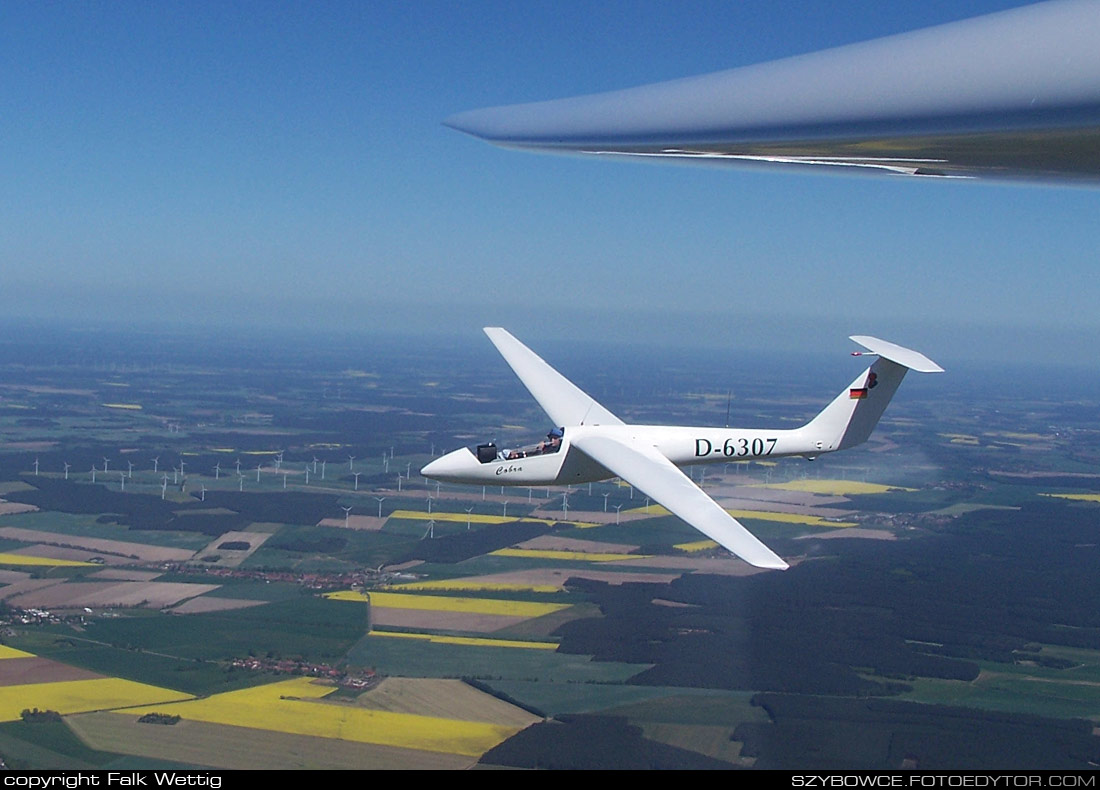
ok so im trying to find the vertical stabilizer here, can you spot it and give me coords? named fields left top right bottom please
left=804, top=358, right=908, bottom=451
left=802, top=336, right=942, bottom=452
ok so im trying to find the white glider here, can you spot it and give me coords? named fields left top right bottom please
left=421, top=329, right=942, bottom=570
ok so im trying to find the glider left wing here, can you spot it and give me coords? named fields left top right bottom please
left=484, top=327, right=624, bottom=427
left=570, top=433, right=789, bottom=570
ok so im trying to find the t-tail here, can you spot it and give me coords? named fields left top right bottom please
left=802, top=336, right=943, bottom=453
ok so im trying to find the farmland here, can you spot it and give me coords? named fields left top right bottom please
left=0, top=325, right=1099, bottom=767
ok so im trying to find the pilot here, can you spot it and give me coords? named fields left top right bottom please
left=543, top=427, right=563, bottom=454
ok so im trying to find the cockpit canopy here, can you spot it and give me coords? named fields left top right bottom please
left=475, top=428, right=564, bottom=464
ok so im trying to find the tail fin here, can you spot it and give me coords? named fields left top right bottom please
left=803, top=336, right=942, bottom=452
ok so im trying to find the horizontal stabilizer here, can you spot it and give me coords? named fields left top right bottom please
left=571, top=433, right=788, bottom=570
left=849, top=335, right=943, bottom=373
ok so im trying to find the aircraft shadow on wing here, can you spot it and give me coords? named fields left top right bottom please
left=422, top=329, right=942, bottom=570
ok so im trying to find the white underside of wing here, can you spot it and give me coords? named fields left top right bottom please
left=484, top=328, right=624, bottom=427
left=570, top=433, right=789, bottom=570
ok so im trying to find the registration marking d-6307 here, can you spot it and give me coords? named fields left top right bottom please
left=694, top=437, right=777, bottom=458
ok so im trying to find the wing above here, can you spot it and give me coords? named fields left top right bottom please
left=484, top=327, right=624, bottom=428
left=446, top=0, right=1100, bottom=184
left=571, top=433, right=788, bottom=570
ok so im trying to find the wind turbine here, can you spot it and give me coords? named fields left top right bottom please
left=342, top=506, right=352, bottom=529
left=119, top=472, right=125, bottom=491
left=152, top=456, right=159, bottom=474
left=103, top=457, right=109, bottom=473
left=127, top=460, right=133, bottom=478
left=200, top=483, right=206, bottom=502
left=91, top=466, right=96, bottom=483
left=348, top=455, right=355, bottom=471
left=373, top=496, right=386, bottom=518
left=33, top=458, right=38, bottom=476
left=63, top=462, right=70, bottom=480
left=215, top=462, right=220, bottom=480
left=353, top=472, right=361, bottom=491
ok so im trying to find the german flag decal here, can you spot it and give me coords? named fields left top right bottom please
left=850, top=371, right=877, bottom=399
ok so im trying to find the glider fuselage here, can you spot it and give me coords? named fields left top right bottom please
left=426, top=423, right=829, bottom=488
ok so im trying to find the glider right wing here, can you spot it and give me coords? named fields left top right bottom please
left=570, top=433, right=789, bottom=570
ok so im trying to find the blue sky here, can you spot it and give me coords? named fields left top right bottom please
left=1, top=0, right=1095, bottom=366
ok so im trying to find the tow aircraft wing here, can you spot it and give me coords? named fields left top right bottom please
left=446, top=0, right=1100, bottom=184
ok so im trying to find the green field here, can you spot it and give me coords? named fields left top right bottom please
left=347, top=631, right=651, bottom=684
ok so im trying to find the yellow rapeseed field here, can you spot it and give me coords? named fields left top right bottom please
left=1041, top=493, right=1100, bottom=503
left=0, top=645, right=35, bottom=659
left=755, top=480, right=915, bottom=495
left=123, top=677, right=520, bottom=756
left=630, top=505, right=855, bottom=528
left=369, top=630, right=558, bottom=650
left=491, top=548, right=646, bottom=562
left=673, top=539, right=719, bottom=552
left=0, top=552, right=92, bottom=567
left=326, top=591, right=568, bottom=617
left=0, top=678, right=192, bottom=722
left=100, top=403, right=143, bottom=410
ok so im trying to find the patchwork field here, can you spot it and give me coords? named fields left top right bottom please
left=369, top=631, right=558, bottom=650
left=68, top=712, right=476, bottom=769
left=4, top=581, right=219, bottom=609
left=390, top=568, right=681, bottom=592
left=0, top=677, right=192, bottom=721
left=0, top=527, right=195, bottom=562
left=327, top=589, right=572, bottom=633
left=0, top=551, right=91, bottom=568
left=124, top=677, right=529, bottom=758
left=753, top=479, right=916, bottom=495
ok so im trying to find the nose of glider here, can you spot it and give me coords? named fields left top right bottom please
left=421, top=448, right=471, bottom=482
